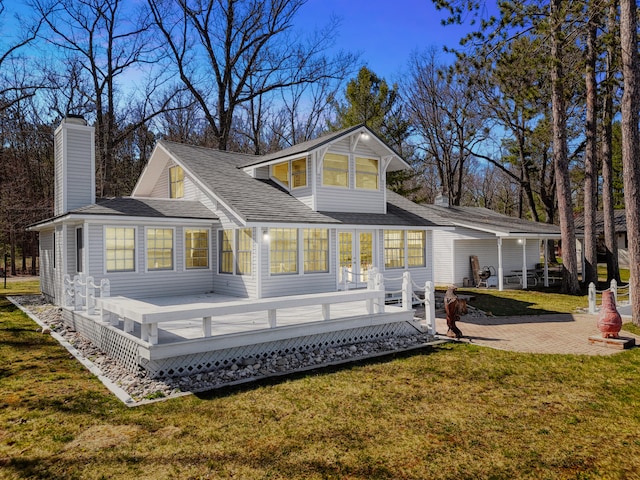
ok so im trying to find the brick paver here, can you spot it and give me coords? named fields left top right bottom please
left=434, top=312, right=640, bottom=355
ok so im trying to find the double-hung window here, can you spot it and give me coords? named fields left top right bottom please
left=185, top=229, right=209, bottom=269
left=147, top=228, right=173, bottom=271
left=355, top=157, right=379, bottom=190
left=106, top=227, right=135, bottom=272
left=407, top=231, right=426, bottom=267
left=271, top=158, right=307, bottom=189
left=323, top=153, right=349, bottom=188
left=219, top=230, right=234, bottom=274
left=270, top=228, right=298, bottom=274
left=303, top=229, right=329, bottom=273
left=236, top=228, right=253, bottom=275
left=384, top=230, right=405, bottom=269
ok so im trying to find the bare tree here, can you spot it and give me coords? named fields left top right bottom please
left=405, top=50, right=482, bottom=205
left=32, top=0, right=179, bottom=197
left=619, top=0, right=640, bottom=324
left=147, top=0, right=356, bottom=151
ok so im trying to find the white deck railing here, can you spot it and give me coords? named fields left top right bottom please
left=588, top=279, right=632, bottom=314
left=95, top=271, right=436, bottom=346
left=63, top=274, right=110, bottom=314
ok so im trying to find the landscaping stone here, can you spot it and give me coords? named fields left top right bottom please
left=12, top=294, right=437, bottom=403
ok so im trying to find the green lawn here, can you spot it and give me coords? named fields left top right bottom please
left=2, top=280, right=640, bottom=479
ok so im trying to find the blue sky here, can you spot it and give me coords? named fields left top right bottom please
left=295, top=0, right=482, bottom=80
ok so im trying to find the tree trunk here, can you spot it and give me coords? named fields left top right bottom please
left=619, top=0, right=640, bottom=324
left=550, top=0, right=581, bottom=294
left=601, top=0, right=621, bottom=284
left=583, top=8, right=599, bottom=286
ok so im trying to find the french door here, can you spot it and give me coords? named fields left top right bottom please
left=338, top=230, right=375, bottom=289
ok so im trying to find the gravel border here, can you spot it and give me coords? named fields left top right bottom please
left=9, top=295, right=446, bottom=407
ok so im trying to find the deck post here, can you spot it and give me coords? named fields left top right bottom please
left=322, top=304, right=330, bottom=320
left=366, top=275, right=375, bottom=314
left=203, top=316, right=212, bottom=337
left=268, top=309, right=276, bottom=328
left=124, top=318, right=134, bottom=333
left=100, top=278, right=110, bottom=299
left=149, top=324, right=158, bottom=345
left=588, top=282, right=597, bottom=314
left=424, top=281, right=436, bottom=335
left=86, top=276, right=95, bottom=315
left=375, top=273, right=385, bottom=314
left=341, top=266, right=349, bottom=291
left=73, top=275, right=82, bottom=311
left=402, top=271, right=412, bottom=311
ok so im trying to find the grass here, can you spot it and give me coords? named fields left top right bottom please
left=2, top=280, right=640, bottom=479
left=455, top=287, right=588, bottom=316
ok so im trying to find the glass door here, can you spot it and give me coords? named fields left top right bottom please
left=338, top=230, right=375, bottom=289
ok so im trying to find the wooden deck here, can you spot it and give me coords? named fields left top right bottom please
left=65, top=291, right=424, bottom=378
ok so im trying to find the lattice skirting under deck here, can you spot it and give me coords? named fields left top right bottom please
left=141, top=322, right=420, bottom=378
left=61, top=309, right=423, bottom=379
left=62, top=309, right=142, bottom=374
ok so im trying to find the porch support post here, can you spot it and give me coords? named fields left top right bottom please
left=521, top=238, right=528, bottom=289
left=543, top=238, right=549, bottom=287
left=497, top=237, right=504, bottom=291
left=581, top=237, right=586, bottom=282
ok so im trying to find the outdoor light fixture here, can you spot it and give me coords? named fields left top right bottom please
left=360, top=132, right=370, bottom=140
left=262, top=228, right=270, bottom=242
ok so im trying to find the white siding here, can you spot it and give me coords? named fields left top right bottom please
left=314, top=139, right=387, bottom=214
left=433, top=230, right=456, bottom=284
left=378, top=229, right=434, bottom=293
left=212, top=227, right=258, bottom=297
left=54, top=122, right=95, bottom=215
left=86, top=223, right=215, bottom=299
left=39, top=230, right=55, bottom=300
left=149, top=161, right=170, bottom=198
left=259, top=228, right=337, bottom=298
left=54, top=128, right=64, bottom=215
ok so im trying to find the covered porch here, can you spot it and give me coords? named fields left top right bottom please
left=494, top=235, right=564, bottom=291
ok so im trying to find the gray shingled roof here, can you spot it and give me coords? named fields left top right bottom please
left=159, top=141, right=341, bottom=224
left=420, top=203, right=562, bottom=236
left=73, top=197, right=218, bottom=220
left=574, top=209, right=627, bottom=233
left=239, top=125, right=364, bottom=168
left=159, top=141, right=453, bottom=227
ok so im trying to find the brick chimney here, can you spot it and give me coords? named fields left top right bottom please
left=54, top=115, right=95, bottom=215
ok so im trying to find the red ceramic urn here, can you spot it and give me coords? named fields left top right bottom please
left=597, top=290, right=622, bottom=338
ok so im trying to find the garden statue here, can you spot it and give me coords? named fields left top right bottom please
left=444, top=285, right=463, bottom=338
left=597, top=290, right=622, bottom=338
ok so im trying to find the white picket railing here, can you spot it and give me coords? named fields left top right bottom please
left=63, top=274, right=110, bottom=314
left=339, top=267, right=436, bottom=335
left=588, top=279, right=631, bottom=314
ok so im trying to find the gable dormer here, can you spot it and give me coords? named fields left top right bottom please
left=243, top=125, right=410, bottom=214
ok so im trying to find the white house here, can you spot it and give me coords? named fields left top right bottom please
left=28, top=117, right=562, bottom=377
